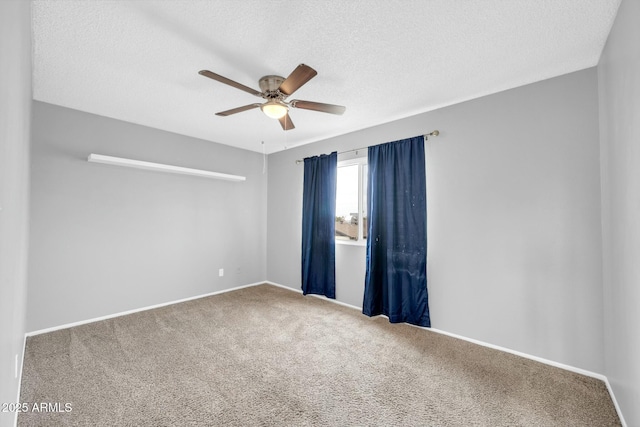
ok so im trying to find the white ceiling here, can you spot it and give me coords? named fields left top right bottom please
left=32, top=0, right=620, bottom=154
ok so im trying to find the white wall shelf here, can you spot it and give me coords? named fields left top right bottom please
left=87, top=154, right=246, bottom=182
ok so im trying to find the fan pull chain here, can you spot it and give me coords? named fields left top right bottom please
left=262, top=141, right=266, bottom=174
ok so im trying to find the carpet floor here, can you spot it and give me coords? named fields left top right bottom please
left=19, top=284, right=620, bottom=426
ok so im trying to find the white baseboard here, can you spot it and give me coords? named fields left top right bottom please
left=25, top=281, right=267, bottom=337
left=264, top=280, right=626, bottom=425
left=14, top=334, right=27, bottom=427
left=263, top=280, right=302, bottom=293
left=263, top=280, right=362, bottom=311
left=604, top=378, right=627, bottom=427
left=427, top=326, right=606, bottom=379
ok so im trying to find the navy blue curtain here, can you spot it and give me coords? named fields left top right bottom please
left=363, top=136, right=430, bottom=327
left=301, top=152, right=337, bottom=298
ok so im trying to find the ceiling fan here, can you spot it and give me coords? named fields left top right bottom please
left=198, top=64, right=345, bottom=131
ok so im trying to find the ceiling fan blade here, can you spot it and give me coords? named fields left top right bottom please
left=215, top=103, right=262, bottom=116
left=278, top=64, right=317, bottom=96
left=199, top=70, right=262, bottom=97
left=290, top=100, right=346, bottom=115
left=278, top=113, right=295, bottom=131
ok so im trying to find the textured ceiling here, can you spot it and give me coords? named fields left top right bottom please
left=32, top=0, right=620, bottom=154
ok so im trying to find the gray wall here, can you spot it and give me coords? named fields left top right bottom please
left=267, top=68, right=604, bottom=373
left=27, top=102, right=267, bottom=331
left=598, top=0, right=640, bottom=424
left=0, top=1, right=31, bottom=425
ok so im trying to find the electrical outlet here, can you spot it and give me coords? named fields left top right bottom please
left=219, top=268, right=224, bottom=277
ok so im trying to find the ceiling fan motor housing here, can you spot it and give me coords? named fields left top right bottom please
left=259, top=75, right=286, bottom=98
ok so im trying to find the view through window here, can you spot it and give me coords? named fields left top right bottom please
left=335, top=159, right=367, bottom=242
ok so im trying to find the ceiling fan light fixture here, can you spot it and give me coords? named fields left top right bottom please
left=261, top=101, right=288, bottom=119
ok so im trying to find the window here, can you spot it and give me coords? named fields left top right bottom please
left=335, top=158, right=367, bottom=243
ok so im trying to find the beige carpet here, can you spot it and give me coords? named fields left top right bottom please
left=19, top=284, right=620, bottom=426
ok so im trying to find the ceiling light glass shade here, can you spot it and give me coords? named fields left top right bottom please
left=261, top=101, right=288, bottom=119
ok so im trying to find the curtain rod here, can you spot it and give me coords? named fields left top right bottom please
left=294, top=130, right=439, bottom=164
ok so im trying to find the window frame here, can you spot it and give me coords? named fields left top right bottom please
left=335, top=156, right=368, bottom=246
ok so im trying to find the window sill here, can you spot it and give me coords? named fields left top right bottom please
left=336, top=239, right=367, bottom=247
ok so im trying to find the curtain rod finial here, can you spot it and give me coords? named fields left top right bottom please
left=430, top=130, right=439, bottom=137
